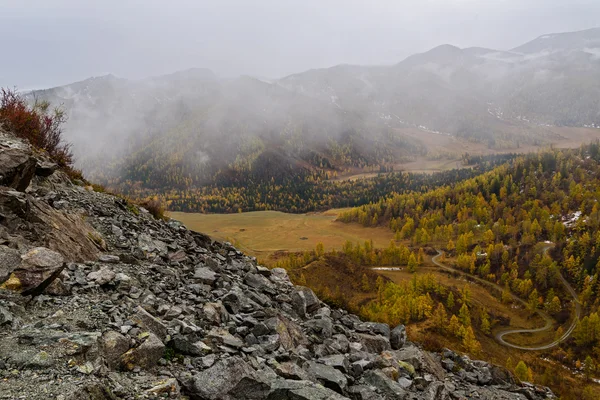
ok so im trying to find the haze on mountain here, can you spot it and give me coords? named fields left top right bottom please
left=5, top=1, right=600, bottom=194
left=25, top=26, right=600, bottom=191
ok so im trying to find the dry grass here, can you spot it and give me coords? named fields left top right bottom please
left=168, top=208, right=395, bottom=261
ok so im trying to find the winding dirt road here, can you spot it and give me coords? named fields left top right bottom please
left=432, top=245, right=581, bottom=350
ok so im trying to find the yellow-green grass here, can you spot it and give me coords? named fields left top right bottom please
left=168, top=209, right=395, bottom=261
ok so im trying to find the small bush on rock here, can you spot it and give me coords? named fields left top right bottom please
left=0, top=87, right=73, bottom=168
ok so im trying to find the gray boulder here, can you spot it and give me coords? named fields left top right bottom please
left=98, top=330, right=129, bottom=369
left=362, top=370, right=408, bottom=399
left=320, top=354, right=351, bottom=373
left=0, top=147, right=36, bottom=191
left=194, top=266, right=218, bottom=285
left=8, top=247, right=65, bottom=294
left=292, top=286, right=320, bottom=317
left=390, top=325, right=406, bottom=350
left=120, top=333, right=165, bottom=370
left=357, top=334, right=391, bottom=354
left=87, top=266, right=116, bottom=285
left=0, top=245, right=21, bottom=283
left=131, top=306, right=168, bottom=341
left=307, top=361, right=348, bottom=394
left=185, top=356, right=257, bottom=399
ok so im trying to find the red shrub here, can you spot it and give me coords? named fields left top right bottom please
left=0, top=88, right=73, bottom=167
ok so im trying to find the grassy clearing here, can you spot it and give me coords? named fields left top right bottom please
left=168, top=209, right=395, bottom=261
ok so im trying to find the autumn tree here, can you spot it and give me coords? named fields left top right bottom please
left=514, top=360, right=532, bottom=382
left=480, top=308, right=491, bottom=335
left=459, top=303, right=471, bottom=327
left=448, top=314, right=461, bottom=337
left=315, top=242, right=325, bottom=258
left=408, top=253, right=418, bottom=273
left=462, top=326, right=481, bottom=354
left=432, top=303, right=448, bottom=333
left=447, top=292, right=455, bottom=309
left=361, top=273, right=371, bottom=292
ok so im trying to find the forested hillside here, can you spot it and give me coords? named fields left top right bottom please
left=338, top=142, right=600, bottom=364
left=28, top=28, right=600, bottom=207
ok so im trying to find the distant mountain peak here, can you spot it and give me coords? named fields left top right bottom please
left=512, top=26, right=600, bottom=54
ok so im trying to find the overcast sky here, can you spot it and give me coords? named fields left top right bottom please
left=1, top=0, right=599, bottom=89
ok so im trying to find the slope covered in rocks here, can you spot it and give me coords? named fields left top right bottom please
left=0, top=130, right=554, bottom=399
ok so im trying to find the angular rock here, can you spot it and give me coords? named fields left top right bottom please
left=120, top=333, right=165, bottom=370
left=320, top=354, right=351, bottom=373
left=346, top=384, right=383, bottom=400
left=0, top=306, right=13, bottom=326
left=146, top=378, right=180, bottom=396
left=307, top=361, right=348, bottom=394
left=207, top=327, right=244, bottom=348
left=185, top=356, right=257, bottom=399
left=4, top=247, right=65, bottom=294
left=193, top=266, right=218, bottom=285
left=244, top=272, right=274, bottom=292
left=274, top=362, right=313, bottom=381
left=0, top=147, right=36, bottom=191
left=360, top=322, right=390, bottom=338
left=390, top=324, right=407, bottom=350
left=0, top=245, right=21, bottom=283
left=131, top=306, right=168, bottom=341
left=35, top=160, right=58, bottom=177
left=202, top=302, right=228, bottom=325
left=357, top=334, right=391, bottom=354
left=292, top=286, right=320, bottom=317
left=362, top=369, right=408, bottom=399
left=172, top=335, right=211, bottom=356
left=394, top=345, right=424, bottom=371
left=87, top=266, right=116, bottom=285
left=137, top=233, right=168, bottom=256
left=98, top=254, right=120, bottom=264
left=98, top=330, right=130, bottom=369
left=305, top=317, right=334, bottom=339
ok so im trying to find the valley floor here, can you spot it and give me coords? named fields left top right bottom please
left=168, top=209, right=395, bottom=260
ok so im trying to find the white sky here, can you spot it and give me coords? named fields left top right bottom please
left=1, top=0, right=599, bottom=89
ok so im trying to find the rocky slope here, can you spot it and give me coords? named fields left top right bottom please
left=0, top=130, right=554, bottom=399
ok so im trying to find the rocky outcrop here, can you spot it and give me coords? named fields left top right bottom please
left=0, top=131, right=555, bottom=400
left=0, top=132, right=37, bottom=191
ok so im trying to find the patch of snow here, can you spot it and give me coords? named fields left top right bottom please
left=330, top=95, right=341, bottom=109
left=583, top=47, right=600, bottom=60
left=563, top=211, right=582, bottom=228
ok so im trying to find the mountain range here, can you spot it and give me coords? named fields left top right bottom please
left=28, top=27, right=600, bottom=192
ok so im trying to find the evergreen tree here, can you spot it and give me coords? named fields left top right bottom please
left=361, top=273, right=371, bottom=292
left=462, top=326, right=481, bottom=354
left=432, top=303, right=448, bottom=333
left=448, top=314, right=461, bottom=337
left=459, top=303, right=471, bottom=327
left=408, top=253, right=418, bottom=273
left=447, top=292, right=455, bottom=309
left=514, top=361, right=530, bottom=382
